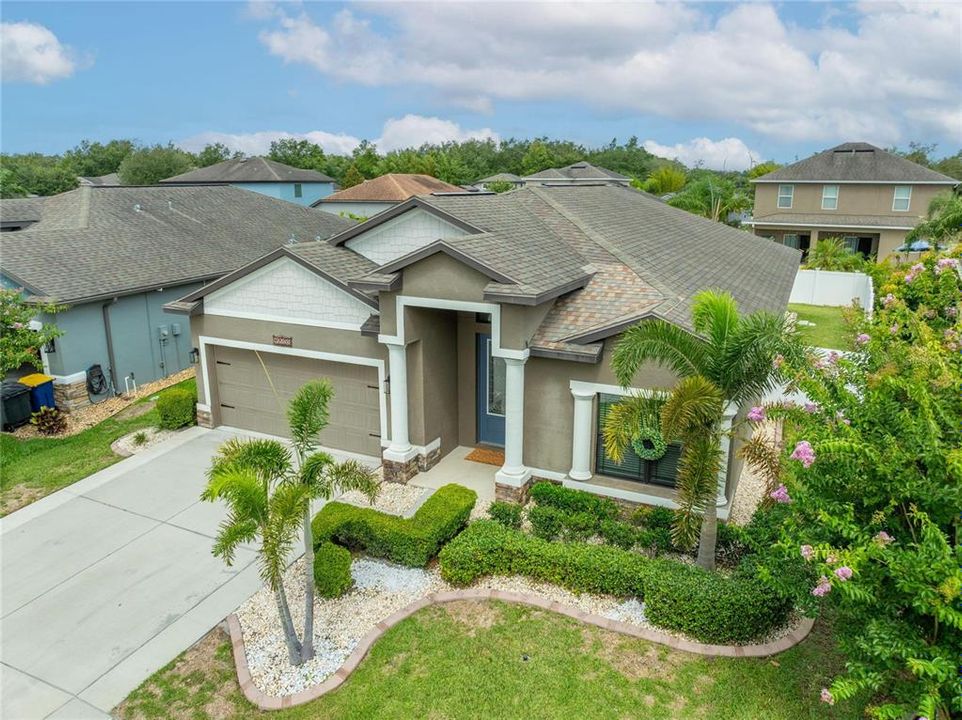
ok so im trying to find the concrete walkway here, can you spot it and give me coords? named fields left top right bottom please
left=0, top=427, right=269, bottom=719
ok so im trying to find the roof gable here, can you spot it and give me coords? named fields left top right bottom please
left=204, top=256, right=372, bottom=329
left=319, top=174, right=461, bottom=203
left=160, top=157, right=335, bottom=184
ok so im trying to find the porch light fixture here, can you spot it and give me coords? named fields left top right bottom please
left=189, top=348, right=200, bottom=364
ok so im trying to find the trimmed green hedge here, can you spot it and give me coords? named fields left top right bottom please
left=530, top=481, right=618, bottom=520
left=439, top=520, right=648, bottom=597
left=438, top=520, right=790, bottom=644
left=312, top=483, right=476, bottom=567
left=487, top=501, right=523, bottom=529
left=157, top=388, right=196, bottom=429
left=644, top=561, right=791, bottom=644
left=313, top=542, right=352, bottom=598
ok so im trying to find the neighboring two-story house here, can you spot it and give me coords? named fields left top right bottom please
left=749, top=142, right=957, bottom=260
left=161, top=157, right=336, bottom=206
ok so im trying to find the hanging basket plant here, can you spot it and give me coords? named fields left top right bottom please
left=631, top=425, right=667, bottom=461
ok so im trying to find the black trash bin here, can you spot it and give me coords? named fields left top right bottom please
left=1, top=381, right=33, bottom=431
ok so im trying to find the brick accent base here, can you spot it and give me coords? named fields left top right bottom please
left=196, top=406, right=213, bottom=428
left=382, top=455, right=421, bottom=484
left=53, top=379, right=91, bottom=413
left=418, top=445, right=442, bottom=472
left=495, top=478, right=532, bottom=504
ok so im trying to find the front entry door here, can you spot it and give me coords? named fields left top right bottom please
left=476, top=333, right=505, bottom=446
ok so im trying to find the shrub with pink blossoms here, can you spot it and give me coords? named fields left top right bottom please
left=769, top=483, right=791, bottom=503
left=747, top=406, right=765, bottom=422
left=789, top=440, right=815, bottom=468
left=812, top=576, right=831, bottom=597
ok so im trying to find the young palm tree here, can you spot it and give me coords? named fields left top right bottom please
left=603, top=290, right=791, bottom=570
left=203, top=380, right=378, bottom=665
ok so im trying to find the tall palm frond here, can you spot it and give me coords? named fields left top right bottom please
left=690, top=290, right=739, bottom=353
left=319, top=459, right=380, bottom=502
left=670, top=432, right=723, bottom=550
left=207, top=437, right=292, bottom=483
left=660, top=376, right=723, bottom=441
left=602, top=393, right=665, bottom=463
left=260, top=482, right=310, bottom=590
left=287, top=380, right=333, bottom=457
left=612, top=320, right=708, bottom=386
left=715, top=312, right=792, bottom=404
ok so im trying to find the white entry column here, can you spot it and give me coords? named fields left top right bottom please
left=495, top=356, right=531, bottom=486
left=383, top=341, right=415, bottom=462
left=569, top=388, right=595, bottom=480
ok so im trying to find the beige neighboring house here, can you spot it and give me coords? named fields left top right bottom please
left=314, top=173, right=462, bottom=219
left=167, top=184, right=798, bottom=515
left=749, top=142, right=957, bottom=260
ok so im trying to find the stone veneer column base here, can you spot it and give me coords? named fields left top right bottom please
left=418, top=445, right=442, bottom=472
left=196, top=406, right=213, bottom=428
left=495, top=478, right=533, bottom=504
left=382, top=455, right=421, bottom=484
left=53, top=379, right=91, bottom=413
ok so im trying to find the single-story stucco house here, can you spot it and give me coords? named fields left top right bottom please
left=0, top=185, right=351, bottom=408
left=161, top=157, right=336, bottom=207
left=168, top=183, right=798, bottom=514
left=313, top=173, right=462, bottom=219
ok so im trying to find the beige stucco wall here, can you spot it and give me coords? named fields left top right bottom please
left=754, top=182, right=944, bottom=219
left=404, top=306, right=460, bottom=452
left=523, top=336, right=678, bottom=475
left=190, top=313, right=386, bottom=429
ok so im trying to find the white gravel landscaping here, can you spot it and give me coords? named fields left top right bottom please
left=338, top=481, right=426, bottom=516
left=234, top=554, right=804, bottom=698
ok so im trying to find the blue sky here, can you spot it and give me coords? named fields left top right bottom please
left=2, top=1, right=960, bottom=169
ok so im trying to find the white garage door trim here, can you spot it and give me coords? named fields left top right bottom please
left=197, top=335, right=388, bottom=447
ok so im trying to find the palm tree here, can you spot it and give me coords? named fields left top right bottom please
left=602, top=290, right=790, bottom=570
left=203, top=380, right=378, bottom=665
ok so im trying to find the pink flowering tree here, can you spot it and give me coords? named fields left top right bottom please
left=0, top=287, right=63, bottom=375
left=743, top=254, right=962, bottom=719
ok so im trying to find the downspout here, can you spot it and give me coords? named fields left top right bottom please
left=102, top=300, right=119, bottom=395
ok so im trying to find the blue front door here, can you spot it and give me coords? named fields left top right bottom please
left=476, top=333, right=505, bottom=446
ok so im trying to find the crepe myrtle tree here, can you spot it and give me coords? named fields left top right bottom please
left=603, top=290, right=795, bottom=570
left=202, top=378, right=378, bottom=665
left=0, top=287, right=62, bottom=375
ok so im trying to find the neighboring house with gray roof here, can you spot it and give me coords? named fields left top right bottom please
left=168, top=183, right=797, bottom=514
left=0, top=185, right=352, bottom=408
left=747, top=142, right=958, bottom=260
left=160, top=156, right=336, bottom=206
left=523, top=161, right=631, bottom=186
left=475, top=172, right=526, bottom=190
left=314, top=173, right=462, bottom=218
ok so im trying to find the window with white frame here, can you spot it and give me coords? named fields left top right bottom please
left=777, top=184, right=794, bottom=209
left=782, top=233, right=800, bottom=249
left=892, top=186, right=911, bottom=211
left=821, top=185, right=839, bottom=210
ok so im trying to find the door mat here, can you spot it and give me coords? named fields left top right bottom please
left=464, top=447, right=505, bottom=466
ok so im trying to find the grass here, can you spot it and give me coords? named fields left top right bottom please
left=117, top=601, right=864, bottom=720
left=788, top=304, right=854, bottom=350
left=0, top=378, right=196, bottom=516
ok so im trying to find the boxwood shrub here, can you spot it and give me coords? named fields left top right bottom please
left=313, top=541, right=352, bottom=598
left=487, top=501, right=523, bottom=529
left=530, top=481, right=619, bottom=520
left=156, top=387, right=196, bottom=429
left=643, top=561, right=792, bottom=644
left=439, top=520, right=790, bottom=644
left=439, top=520, right=649, bottom=597
left=312, top=483, right=476, bottom=567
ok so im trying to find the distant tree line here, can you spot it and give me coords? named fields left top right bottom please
left=2, top=136, right=958, bottom=229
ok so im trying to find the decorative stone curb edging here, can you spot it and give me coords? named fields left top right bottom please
left=226, top=589, right=815, bottom=711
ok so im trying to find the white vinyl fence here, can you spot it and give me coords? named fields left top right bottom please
left=790, top=269, right=874, bottom=316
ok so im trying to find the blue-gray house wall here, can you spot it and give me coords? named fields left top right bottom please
left=40, top=283, right=203, bottom=390
left=232, top=181, right=334, bottom=207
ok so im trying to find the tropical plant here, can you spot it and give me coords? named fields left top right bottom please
left=666, top=174, right=750, bottom=223
left=484, top=180, right=516, bottom=194
left=908, top=192, right=962, bottom=245
left=640, top=165, right=686, bottom=194
left=31, top=406, right=67, bottom=435
left=602, top=290, right=793, bottom=570
left=743, top=255, right=962, bottom=718
left=804, top=237, right=866, bottom=271
left=202, top=379, right=378, bottom=665
left=0, top=288, right=63, bottom=374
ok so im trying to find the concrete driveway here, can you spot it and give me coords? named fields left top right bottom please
left=0, top=427, right=274, bottom=719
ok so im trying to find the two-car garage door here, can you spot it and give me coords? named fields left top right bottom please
left=212, top=346, right=381, bottom=457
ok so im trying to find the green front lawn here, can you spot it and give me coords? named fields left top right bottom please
left=0, top=378, right=195, bottom=516
left=788, top=304, right=854, bottom=350
left=117, top=601, right=862, bottom=720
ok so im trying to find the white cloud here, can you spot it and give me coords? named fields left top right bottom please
left=1, top=21, right=82, bottom=84
left=178, top=115, right=499, bottom=156
left=642, top=137, right=760, bottom=171
left=252, top=2, right=962, bottom=146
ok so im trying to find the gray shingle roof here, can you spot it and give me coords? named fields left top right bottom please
left=753, top=143, right=958, bottom=184
left=78, top=173, right=121, bottom=186
left=749, top=212, right=919, bottom=229
left=477, top=173, right=525, bottom=183
left=160, top=157, right=335, bottom=184
left=0, top=185, right=355, bottom=303
left=525, top=162, right=630, bottom=182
